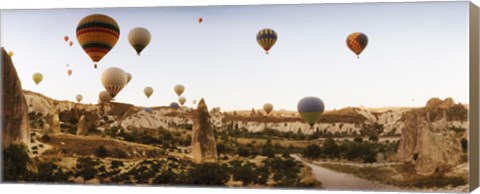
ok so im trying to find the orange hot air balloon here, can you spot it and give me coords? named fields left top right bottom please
left=198, top=17, right=203, bottom=23
left=346, top=32, right=368, bottom=58
left=69, top=41, right=73, bottom=47
left=64, top=36, right=69, bottom=42
left=67, top=69, right=73, bottom=76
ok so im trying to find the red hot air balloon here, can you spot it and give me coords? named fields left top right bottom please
left=64, top=36, right=69, bottom=42
left=198, top=17, right=203, bottom=23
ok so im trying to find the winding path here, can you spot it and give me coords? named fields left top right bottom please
left=292, top=155, right=402, bottom=191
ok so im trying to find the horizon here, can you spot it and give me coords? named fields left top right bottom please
left=1, top=1, right=470, bottom=111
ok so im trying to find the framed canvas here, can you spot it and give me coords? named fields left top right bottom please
left=1, top=0, right=479, bottom=193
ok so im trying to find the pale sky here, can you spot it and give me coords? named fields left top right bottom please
left=0, top=1, right=470, bottom=111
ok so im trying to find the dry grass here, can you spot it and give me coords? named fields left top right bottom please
left=41, top=134, right=165, bottom=159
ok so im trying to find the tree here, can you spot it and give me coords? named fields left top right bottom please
left=322, top=137, right=340, bottom=158
left=303, top=144, right=322, bottom=159
left=233, top=163, right=258, bottom=186
left=216, top=143, right=226, bottom=156
left=369, top=135, right=379, bottom=142
left=153, top=169, right=177, bottom=184
left=353, top=136, right=363, bottom=143
left=3, top=144, right=32, bottom=181
left=95, top=145, right=109, bottom=158
left=75, top=157, right=98, bottom=183
left=189, top=163, right=229, bottom=185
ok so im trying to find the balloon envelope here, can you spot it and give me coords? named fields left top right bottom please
left=67, top=69, right=73, bottom=76
left=144, top=107, right=152, bottom=113
left=178, top=96, right=186, bottom=106
left=7, top=51, right=14, bottom=57
left=128, top=27, right=151, bottom=55
left=174, top=84, right=185, bottom=96
left=263, top=103, right=273, bottom=114
left=346, top=32, right=368, bottom=58
left=32, top=73, right=43, bottom=85
left=101, top=67, right=127, bottom=98
left=144, top=87, right=153, bottom=98
left=76, top=14, right=120, bottom=68
left=76, top=94, right=83, bottom=103
left=297, top=97, right=325, bottom=127
left=198, top=17, right=203, bottom=23
left=64, top=36, right=69, bottom=42
left=126, top=72, right=132, bottom=84
left=256, top=28, right=277, bottom=54
left=98, top=91, right=112, bottom=103
left=170, top=102, right=180, bottom=109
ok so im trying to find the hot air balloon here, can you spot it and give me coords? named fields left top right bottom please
left=67, top=69, right=73, bottom=76
left=66, top=64, right=70, bottom=67
left=126, top=72, right=132, bottom=84
left=170, top=102, right=180, bottom=109
left=198, top=17, right=203, bottom=23
left=297, top=97, right=325, bottom=128
left=76, top=14, right=120, bottom=69
left=64, top=36, right=69, bottom=42
left=263, top=103, right=273, bottom=115
left=256, top=28, right=277, bottom=54
left=346, top=32, right=368, bottom=58
left=178, top=96, right=186, bottom=106
left=144, top=107, right=152, bottom=113
left=174, top=84, right=185, bottom=96
left=98, top=90, right=112, bottom=103
left=144, top=87, right=153, bottom=98
left=101, top=67, right=127, bottom=98
left=68, top=41, right=73, bottom=47
left=193, top=100, right=197, bottom=105
left=128, top=27, right=151, bottom=56
left=8, top=51, right=14, bottom=57
left=32, top=73, right=43, bottom=85
left=76, top=94, right=83, bottom=103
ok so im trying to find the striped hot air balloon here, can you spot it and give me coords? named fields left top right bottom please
left=256, top=28, right=277, bottom=54
left=346, top=32, right=368, bottom=58
left=101, top=67, right=127, bottom=99
left=128, top=27, right=151, bottom=56
left=297, top=97, right=325, bottom=128
left=76, top=14, right=120, bottom=69
left=98, top=90, right=112, bottom=103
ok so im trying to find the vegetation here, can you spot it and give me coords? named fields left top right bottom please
left=3, top=144, right=32, bottom=181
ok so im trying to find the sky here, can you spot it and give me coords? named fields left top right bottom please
left=0, top=1, right=470, bottom=111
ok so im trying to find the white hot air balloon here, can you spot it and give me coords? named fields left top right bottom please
left=98, top=91, right=112, bottom=103
left=144, top=87, right=154, bottom=98
left=128, top=27, right=151, bottom=56
left=126, top=72, right=132, bottom=84
left=101, top=67, right=128, bottom=99
left=76, top=95, right=83, bottom=103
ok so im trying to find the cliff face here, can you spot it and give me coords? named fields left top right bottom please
left=396, top=98, right=467, bottom=175
left=191, top=99, right=217, bottom=163
left=1, top=48, right=30, bottom=148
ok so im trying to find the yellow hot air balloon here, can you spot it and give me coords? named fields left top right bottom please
left=126, top=72, right=132, bottom=84
left=128, top=27, right=151, bottom=56
left=8, top=51, right=14, bottom=57
left=144, top=87, right=153, bottom=98
left=178, top=96, right=186, bottom=106
left=263, top=103, right=273, bottom=115
left=98, top=90, right=112, bottom=103
left=256, top=28, right=278, bottom=54
left=101, top=67, right=127, bottom=98
left=32, top=73, right=43, bottom=85
left=76, top=94, right=83, bottom=103
left=76, top=14, right=120, bottom=69
left=174, top=84, right=185, bottom=96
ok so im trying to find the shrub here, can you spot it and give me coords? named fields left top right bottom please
left=95, top=145, right=109, bottom=158
left=461, top=138, right=468, bottom=153
left=303, top=144, right=321, bottom=159
left=40, top=134, right=51, bottom=142
left=111, top=160, right=124, bottom=169
left=189, top=163, right=229, bottom=185
left=369, top=135, right=379, bottom=142
left=3, top=144, right=31, bottom=181
left=353, top=136, right=363, bottom=143
left=232, top=163, right=258, bottom=186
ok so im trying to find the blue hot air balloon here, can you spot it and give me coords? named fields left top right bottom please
left=297, top=97, right=325, bottom=127
left=170, top=102, right=180, bottom=109
left=144, top=107, right=152, bottom=113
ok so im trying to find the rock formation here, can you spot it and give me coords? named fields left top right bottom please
left=396, top=98, right=466, bottom=175
left=44, top=105, right=61, bottom=134
left=76, top=115, right=87, bottom=135
left=191, top=98, right=217, bottom=163
left=1, top=48, right=30, bottom=148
